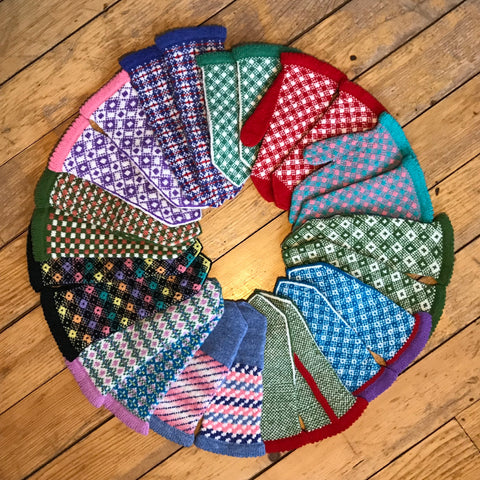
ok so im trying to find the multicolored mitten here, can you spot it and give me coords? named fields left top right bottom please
left=286, top=263, right=432, bottom=371
left=272, top=81, right=386, bottom=210
left=283, top=213, right=454, bottom=284
left=288, top=112, right=408, bottom=222
left=150, top=301, right=248, bottom=447
left=195, top=301, right=267, bottom=457
left=196, top=51, right=249, bottom=186
left=65, top=279, right=222, bottom=408
left=80, top=70, right=202, bottom=209
left=48, top=116, right=200, bottom=226
left=233, top=43, right=298, bottom=170
left=274, top=280, right=395, bottom=401
left=241, top=52, right=346, bottom=202
left=282, top=239, right=446, bottom=332
left=248, top=291, right=367, bottom=453
left=294, top=154, right=434, bottom=227
left=35, top=170, right=201, bottom=249
left=30, top=207, right=192, bottom=261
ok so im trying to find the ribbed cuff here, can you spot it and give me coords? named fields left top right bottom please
left=436, top=213, right=455, bottom=286
left=103, top=395, right=150, bottom=435
left=341, top=81, right=386, bottom=116
left=26, top=228, right=43, bottom=292
left=66, top=358, right=107, bottom=408
left=430, top=284, right=447, bottom=333
left=403, top=155, right=434, bottom=222
left=196, top=50, right=235, bottom=66
left=30, top=207, right=50, bottom=262
left=119, top=46, right=161, bottom=73
left=155, top=25, right=227, bottom=51
left=34, top=169, right=58, bottom=208
left=353, top=365, right=397, bottom=402
left=280, top=52, right=347, bottom=84
left=232, top=43, right=299, bottom=60
left=380, top=112, right=412, bottom=157
left=149, top=415, right=195, bottom=447
left=195, top=434, right=266, bottom=458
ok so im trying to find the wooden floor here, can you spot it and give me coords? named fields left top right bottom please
left=1, top=0, right=479, bottom=479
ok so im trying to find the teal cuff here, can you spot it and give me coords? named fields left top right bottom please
left=379, top=112, right=413, bottom=158
left=403, top=155, right=434, bottom=222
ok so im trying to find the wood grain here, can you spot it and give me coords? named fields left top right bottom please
left=457, top=401, right=480, bottom=450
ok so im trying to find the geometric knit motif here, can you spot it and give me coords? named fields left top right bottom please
left=234, top=44, right=287, bottom=169
left=109, top=319, right=218, bottom=423
left=77, top=278, right=223, bottom=396
left=33, top=241, right=203, bottom=289
left=198, top=52, right=249, bottom=186
left=272, top=84, right=383, bottom=209
left=36, top=208, right=190, bottom=260
left=286, top=263, right=415, bottom=362
left=289, top=113, right=403, bottom=222
left=84, top=76, right=202, bottom=209
left=284, top=214, right=452, bottom=282
left=152, top=349, right=229, bottom=436
left=294, top=157, right=427, bottom=227
left=44, top=171, right=201, bottom=247
left=282, top=239, right=441, bottom=318
left=198, top=363, right=263, bottom=446
left=274, top=280, right=381, bottom=393
left=250, top=53, right=344, bottom=202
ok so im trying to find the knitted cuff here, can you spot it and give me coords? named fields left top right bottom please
left=26, top=228, right=43, bottom=292
left=232, top=43, right=299, bottom=59
left=196, top=50, right=235, bottom=66
left=195, top=434, right=266, bottom=458
left=436, top=213, right=455, bottom=286
left=155, top=25, right=227, bottom=51
left=30, top=207, right=50, bottom=262
left=430, top=283, right=447, bottom=333
left=119, top=45, right=161, bottom=74
left=340, top=81, right=386, bottom=117
left=33, top=169, right=58, bottom=208
left=379, top=112, right=412, bottom=157
left=402, top=155, right=434, bottom=222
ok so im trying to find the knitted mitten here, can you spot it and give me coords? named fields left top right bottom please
left=286, top=263, right=432, bottom=372
left=80, top=70, right=202, bottom=209
left=274, top=280, right=395, bottom=401
left=196, top=51, right=249, bottom=186
left=282, top=239, right=446, bottom=332
left=150, top=301, right=248, bottom=447
left=271, top=81, right=385, bottom=210
left=35, top=169, right=201, bottom=249
left=66, top=279, right=222, bottom=408
left=294, top=154, right=433, bottom=227
left=195, top=301, right=267, bottom=457
left=241, top=52, right=346, bottom=202
left=233, top=43, right=298, bottom=170
left=27, top=231, right=203, bottom=292
left=283, top=213, right=454, bottom=284
left=248, top=291, right=367, bottom=453
left=48, top=116, right=200, bottom=226
left=30, top=207, right=192, bottom=261
left=288, top=112, right=408, bottom=222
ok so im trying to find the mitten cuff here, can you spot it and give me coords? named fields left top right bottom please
left=30, top=207, right=50, bottom=262
left=403, top=155, right=434, bottom=222
left=34, top=169, right=58, bottom=208
left=196, top=50, right=234, bottom=66
left=436, top=213, right=455, bottom=286
left=341, top=81, right=386, bottom=116
left=119, top=46, right=161, bottom=73
left=155, top=25, right=227, bottom=51
left=232, top=43, right=299, bottom=59
left=380, top=112, right=412, bottom=157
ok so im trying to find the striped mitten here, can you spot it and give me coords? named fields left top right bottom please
left=294, top=154, right=433, bottom=227
left=272, top=81, right=385, bottom=210
left=195, top=301, right=267, bottom=457
left=283, top=213, right=454, bottom=284
left=150, top=301, right=248, bottom=447
left=282, top=238, right=446, bottom=332
left=196, top=51, right=249, bottom=186
left=241, top=52, right=346, bottom=202
left=286, top=263, right=432, bottom=373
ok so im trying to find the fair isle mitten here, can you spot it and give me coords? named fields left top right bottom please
left=283, top=213, right=454, bottom=284
left=248, top=292, right=367, bottom=453
left=48, top=116, right=200, bottom=226
left=80, top=70, right=202, bottom=210
left=39, top=252, right=210, bottom=362
left=196, top=51, right=249, bottom=186
left=150, top=301, right=247, bottom=447
left=195, top=301, right=267, bottom=457
left=232, top=43, right=298, bottom=170
left=294, top=154, right=434, bottom=227
left=30, top=207, right=193, bottom=262
left=288, top=112, right=408, bottom=223
left=282, top=239, right=446, bottom=332
left=272, top=82, right=386, bottom=210
left=286, top=263, right=432, bottom=372
left=241, top=52, right=347, bottom=202
left=65, top=279, right=222, bottom=408
left=274, top=280, right=395, bottom=401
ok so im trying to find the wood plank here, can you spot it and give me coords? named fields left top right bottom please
left=0, top=370, right=110, bottom=480
left=293, top=0, right=462, bottom=78
left=0, top=0, right=117, bottom=84
left=0, top=308, right=63, bottom=414
left=369, top=420, right=480, bottom=480
left=130, top=319, right=480, bottom=480
left=458, top=400, right=480, bottom=450
left=0, top=0, right=342, bottom=165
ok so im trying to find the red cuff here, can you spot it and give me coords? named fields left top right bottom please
left=340, top=81, right=387, bottom=116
